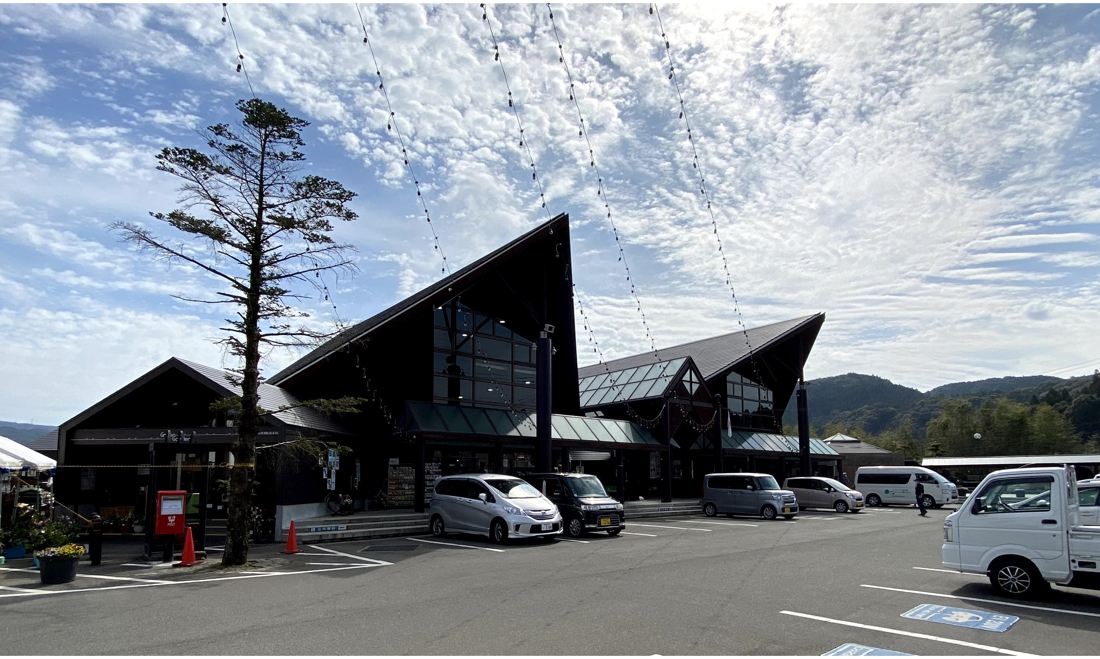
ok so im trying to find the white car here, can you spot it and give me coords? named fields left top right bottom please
left=428, top=474, right=562, bottom=543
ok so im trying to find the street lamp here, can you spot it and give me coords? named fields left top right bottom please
left=973, top=433, right=982, bottom=456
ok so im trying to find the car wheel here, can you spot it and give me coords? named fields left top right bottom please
left=921, top=494, right=936, bottom=510
left=607, top=528, right=622, bottom=536
left=834, top=500, right=849, bottom=514
left=989, top=558, right=1048, bottom=599
left=566, top=516, right=584, bottom=538
left=430, top=515, right=446, bottom=538
left=703, top=503, right=718, bottom=517
left=761, top=505, right=778, bottom=520
left=490, top=518, right=508, bottom=544
left=866, top=493, right=882, bottom=507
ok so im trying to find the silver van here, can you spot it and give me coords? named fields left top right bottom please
left=701, top=472, right=799, bottom=520
left=429, top=473, right=563, bottom=543
left=783, top=477, right=864, bottom=513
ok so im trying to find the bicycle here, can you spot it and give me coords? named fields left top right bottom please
left=323, top=492, right=355, bottom=516
left=367, top=489, right=393, bottom=511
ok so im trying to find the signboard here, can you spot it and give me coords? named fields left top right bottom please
left=389, top=457, right=400, bottom=466
left=328, top=448, right=338, bottom=466
left=823, top=644, right=912, bottom=656
left=901, top=604, right=1019, bottom=632
left=309, top=525, right=347, bottom=532
left=154, top=490, right=187, bottom=535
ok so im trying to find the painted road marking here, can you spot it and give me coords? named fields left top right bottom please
left=559, top=538, right=590, bottom=543
left=901, top=603, right=1019, bottom=632
left=629, top=523, right=713, bottom=532
left=620, top=532, right=658, bottom=537
left=305, top=562, right=374, bottom=567
left=912, top=567, right=962, bottom=574
left=120, top=562, right=176, bottom=568
left=306, top=545, right=392, bottom=566
left=0, top=564, right=379, bottom=600
left=779, top=611, right=1034, bottom=656
left=861, top=584, right=1100, bottom=619
left=691, top=520, right=759, bottom=527
left=822, top=643, right=913, bottom=656
left=405, top=537, right=505, bottom=552
left=0, top=567, right=172, bottom=584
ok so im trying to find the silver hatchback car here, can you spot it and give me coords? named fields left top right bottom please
left=783, top=476, right=864, bottom=513
left=429, top=474, right=563, bottom=543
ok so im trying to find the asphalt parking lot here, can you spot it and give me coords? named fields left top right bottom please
left=4, top=504, right=1100, bottom=655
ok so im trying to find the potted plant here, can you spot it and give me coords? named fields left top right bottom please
left=34, top=544, right=85, bottom=584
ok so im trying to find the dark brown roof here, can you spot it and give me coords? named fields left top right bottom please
left=577, top=314, right=824, bottom=381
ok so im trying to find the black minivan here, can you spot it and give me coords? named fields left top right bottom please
left=521, top=472, right=625, bottom=538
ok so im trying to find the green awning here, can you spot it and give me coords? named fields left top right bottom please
left=722, top=430, right=839, bottom=457
left=402, top=401, right=662, bottom=447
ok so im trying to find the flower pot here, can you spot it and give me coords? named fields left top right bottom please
left=3, top=546, right=26, bottom=560
left=38, top=556, right=80, bottom=585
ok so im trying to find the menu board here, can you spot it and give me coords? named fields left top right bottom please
left=387, top=465, right=415, bottom=507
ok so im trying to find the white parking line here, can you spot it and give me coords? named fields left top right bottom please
left=691, top=521, right=759, bottom=527
left=620, top=531, right=658, bottom=537
left=864, top=510, right=901, bottom=514
left=913, top=567, right=964, bottom=574
left=0, top=567, right=173, bottom=584
left=405, top=537, right=505, bottom=552
left=559, top=538, right=590, bottom=543
left=779, top=610, right=1035, bottom=656
left=306, top=545, right=392, bottom=566
left=861, top=584, right=1100, bottom=619
left=629, top=523, right=713, bottom=532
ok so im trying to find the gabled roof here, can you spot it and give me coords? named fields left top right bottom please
left=823, top=433, right=896, bottom=455
left=577, top=313, right=824, bottom=382
left=27, top=429, right=59, bottom=453
left=578, top=357, right=687, bottom=408
left=60, top=357, right=351, bottom=436
left=723, top=430, right=839, bottom=457
left=269, top=214, right=569, bottom=386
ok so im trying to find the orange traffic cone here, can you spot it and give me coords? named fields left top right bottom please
left=173, top=527, right=200, bottom=567
left=282, top=520, right=301, bottom=554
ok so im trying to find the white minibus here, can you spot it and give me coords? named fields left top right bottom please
left=854, top=466, right=959, bottom=508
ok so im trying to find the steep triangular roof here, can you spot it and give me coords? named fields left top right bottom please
left=578, top=313, right=824, bottom=381
left=268, top=214, right=569, bottom=386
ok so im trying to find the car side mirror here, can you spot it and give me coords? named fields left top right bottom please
left=825, top=487, right=833, bottom=493
left=747, top=485, right=755, bottom=491
left=478, top=493, right=487, bottom=503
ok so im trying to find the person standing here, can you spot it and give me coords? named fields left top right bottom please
left=915, top=480, right=927, bottom=516
left=839, top=471, right=850, bottom=487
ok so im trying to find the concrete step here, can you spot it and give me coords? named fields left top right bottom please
left=624, top=501, right=701, bottom=519
left=296, top=523, right=430, bottom=544
left=296, top=512, right=428, bottom=526
left=293, top=514, right=429, bottom=534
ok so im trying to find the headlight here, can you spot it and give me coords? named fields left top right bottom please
left=943, top=520, right=953, bottom=542
left=502, top=505, right=522, bottom=516
left=615, top=503, right=624, bottom=510
left=549, top=506, right=559, bottom=516
left=846, top=492, right=858, bottom=499
left=771, top=493, right=784, bottom=501
left=580, top=504, right=598, bottom=511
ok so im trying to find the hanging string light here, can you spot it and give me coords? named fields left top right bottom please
left=354, top=4, right=451, bottom=276
left=649, top=3, right=764, bottom=389
left=546, top=3, right=661, bottom=364
left=350, top=344, right=397, bottom=429
left=220, top=4, right=256, bottom=98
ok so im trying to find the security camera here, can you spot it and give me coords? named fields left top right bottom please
left=543, top=323, right=555, bottom=334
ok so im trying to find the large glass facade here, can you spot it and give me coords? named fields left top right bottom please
left=433, top=300, right=537, bottom=410
left=726, top=372, right=774, bottom=415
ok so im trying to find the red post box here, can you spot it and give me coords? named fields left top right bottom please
left=155, top=490, right=187, bottom=536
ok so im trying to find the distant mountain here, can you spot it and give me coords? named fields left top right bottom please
left=0, top=421, right=57, bottom=446
left=782, top=373, right=925, bottom=434
left=926, top=376, right=1063, bottom=398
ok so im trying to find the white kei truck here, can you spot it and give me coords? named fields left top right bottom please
left=942, top=465, right=1100, bottom=598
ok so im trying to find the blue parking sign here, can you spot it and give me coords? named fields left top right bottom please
left=822, top=643, right=913, bottom=656
left=901, top=604, right=1019, bottom=632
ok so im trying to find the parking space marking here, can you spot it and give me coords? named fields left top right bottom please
left=864, top=510, right=901, bottom=514
left=913, top=567, right=964, bottom=574
left=406, top=537, right=505, bottom=552
left=620, top=531, right=658, bottom=537
left=0, top=564, right=379, bottom=600
left=306, top=545, right=393, bottom=566
left=692, top=521, right=759, bottom=527
left=779, top=610, right=1035, bottom=656
left=0, top=567, right=173, bottom=585
left=559, top=538, right=590, bottom=543
left=629, top=523, right=712, bottom=532
left=861, top=584, right=1100, bottom=619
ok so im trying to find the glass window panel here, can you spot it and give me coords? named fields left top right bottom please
left=475, top=359, right=511, bottom=383
left=493, top=322, right=512, bottom=339
left=461, top=407, right=498, bottom=436
left=434, top=307, right=447, bottom=327
left=615, top=367, right=640, bottom=384
left=551, top=416, right=574, bottom=440
left=435, top=352, right=471, bottom=377
left=583, top=418, right=618, bottom=443
left=456, top=309, right=473, bottom=331
left=597, top=384, right=627, bottom=406
left=642, top=376, right=672, bottom=399
left=433, top=376, right=448, bottom=399
left=513, top=343, right=530, bottom=364
left=578, top=376, right=595, bottom=393
left=728, top=372, right=743, bottom=384
left=636, top=363, right=662, bottom=381
left=434, top=328, right=452, bottom=350
left=618, top=381, right=644, bottom=400
left=564, top=416, right=599, bottom=442
left=435, top=404, right=473, bottom=433
left=434, top=351, right=449, bottom=375
left=513, top=364, right=536, bottom=386
left=733, top=383, right=743, bottom=398
left=727, top=382, right=735, bottom=397
left=514, top=386, right=536, bottom=410
left=456, top=334, right=473, bottom=354
left=475, top=381, right=511, bottom=406
left=601, top=421, right=632, bottom=443
left=743, top=385, right=759, bottom=401
left=484, top=407, right=518, bottom=436
left=459, top=378, right=472, bottom=401
left=627, top=366, right=649, bottom=383
left=579, top=389, right=598, bottom=408
left=475, top=337, right=511, bottom=361
left=588, top=372, right=610, bottom=390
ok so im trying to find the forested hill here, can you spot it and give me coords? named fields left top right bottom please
left=926, top=376, right=1062, bottom=397
left=0, top=421, right=56, bottom=445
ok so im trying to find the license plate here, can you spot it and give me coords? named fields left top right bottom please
left=540, top=523, right=553, bottom=531
left=783, top=508, right=792, bottom=513
left=855, top=502, right=863, bottom=507
left=599, top=517, right=611, bottom=527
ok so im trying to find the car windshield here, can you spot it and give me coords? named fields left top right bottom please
left=484, top=479, right=542, bottom=499
left=757, top=476, right=781, bottom=490
left=820, top=478, right=849, bottom=491
left=567, top=476, right=608, bottom=498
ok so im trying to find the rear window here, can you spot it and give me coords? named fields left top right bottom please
left=857, top=472, right=912, bottom=485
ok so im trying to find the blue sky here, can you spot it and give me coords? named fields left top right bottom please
left=2, top=3, right=1099, bottom=425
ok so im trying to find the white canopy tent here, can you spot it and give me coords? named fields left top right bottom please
left=0, top=435, right=57, bottom=471
left=0, top=451, right=21, bottom=472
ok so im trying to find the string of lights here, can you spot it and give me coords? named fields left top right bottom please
left=220, top=4, right=255, bottom=98
left=349, top=343, right=396, bottom=428
left=354, top=4, right=451, bottom=276
left=546, top=3, right=660, bottom=364
left=649, top=3, right=764, bottom=389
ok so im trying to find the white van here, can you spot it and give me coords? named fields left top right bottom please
left=855, top=466, right=958, bottom=508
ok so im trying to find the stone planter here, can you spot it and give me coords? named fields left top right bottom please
left=38, top=556, right=80, bottom=585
